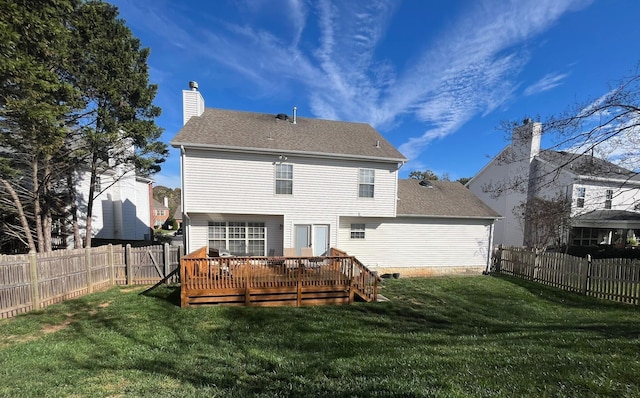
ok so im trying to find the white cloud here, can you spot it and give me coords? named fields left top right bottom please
left=114, top=0, right=591, bottom=163
left=524, top=72, right=570, bottom=96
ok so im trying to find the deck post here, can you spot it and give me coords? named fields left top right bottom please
left=297, top=260, right=303, bottom=306
left=180, top=258, right=188, bottom=307
left=245, top=259, right=251, bottom=306
left=348, top=257, right=355, bottom=304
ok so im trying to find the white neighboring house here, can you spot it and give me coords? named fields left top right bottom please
left=74, top=162, right=153, bottom=244
left=171, top=83, right=501, bottom=276
left=468, top=119, right=640, bottom=248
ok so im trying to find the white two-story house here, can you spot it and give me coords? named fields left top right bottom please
left=172, top=83, right=501, bottom=276
left=468, top=119, right=640, bottom=249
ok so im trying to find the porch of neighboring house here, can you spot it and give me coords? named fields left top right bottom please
left=180, top=247, right=380, bottom=307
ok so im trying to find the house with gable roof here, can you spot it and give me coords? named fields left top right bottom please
left=468, top=119, right=640, bottom=249
left=171, top=82, right=501, bottom=276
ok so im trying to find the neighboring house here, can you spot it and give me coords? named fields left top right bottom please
left=74, top=166, right=154, bottom=243
left=468, top=119, right=640, bottom=248
left=173, top=203, right=182, bottom=228
left=170, top=83, right=500, bottom=276
left=152, top=197, right=170, bottom=227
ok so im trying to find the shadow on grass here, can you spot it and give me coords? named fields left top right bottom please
left=139, top=284, right=182, bottom=307
left=7, top=278, right=639, bottom=397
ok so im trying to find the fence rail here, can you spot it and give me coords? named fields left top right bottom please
left=495, top=247, right=640, bottom=305
left=0, top=244, right=183, bottom=319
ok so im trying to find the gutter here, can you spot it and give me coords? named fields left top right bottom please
left=170, top=142, right=407, bottom=164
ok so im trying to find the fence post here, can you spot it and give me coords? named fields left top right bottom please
left=84, top=247, right=93, bottom=293
left=126, top=244, right=133, bottom=285
left=178, top=245, right=184, bottom=279
left=163, top=243, right=170, bottom=282
left=493, top=245, right=502, bottom=273
left=108, top=244, right=115, bottom=286
left=581, top=254, right=591, bottom=295
left=28, top=252, right=40, bottom=310
left=532, top=250, right=540, bottom=281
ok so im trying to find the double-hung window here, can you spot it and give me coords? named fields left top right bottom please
left=605, top=189, right=613, bottom=209
left=359, top=169, right=375, bottom=198
left=576, top=187, right=586, bottom=208
left=350, top=224, right=366, bottom=239
left=275, top=164, right=293, bottom=195
left=208, top=221, right=266, bottom=256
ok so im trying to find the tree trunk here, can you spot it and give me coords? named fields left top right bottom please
left=31, top=157, right=45, bottom=253
left=84, top=152, right=99, bottom=248
left=41, top=155, right=53, bottom=252
left=67, top=173, right=82, bottom=248
left=0, top=178, right=37, bottom=253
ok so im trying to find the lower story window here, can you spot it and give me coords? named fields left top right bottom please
left=350, top=223, right=365, bottom=239
left=571, top=227, right=599, bottom=246
left=208, top=221, right=266, bottom=255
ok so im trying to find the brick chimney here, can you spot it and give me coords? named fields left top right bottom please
left=182, top=81, right=205, bottom=125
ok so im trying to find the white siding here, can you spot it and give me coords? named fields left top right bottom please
left=182, top=149, right=399, bottom=252
left=467, top=152, right=517, bottom=246
left=74, top=169, right=151, bottom=241
left=338, top=217, right=493, bottom=271
left=183, top=150, right=398, bottom=217
left=569, top=180, right=640, bottom=217
left=182, top=89, right=205, bottom=125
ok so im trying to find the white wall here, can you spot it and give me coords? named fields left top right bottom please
left=182, top=149, right=400, bottom=252
left=338, top=216, right=493, bottom=271
left=75, top=169, right=151, bottom=241
left=467, top=150, right=518, bottom=247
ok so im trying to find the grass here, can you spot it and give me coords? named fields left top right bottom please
left=0, top=275, right=639, bottom=397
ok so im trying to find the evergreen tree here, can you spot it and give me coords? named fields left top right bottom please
left=66, top=0, right=167, bottom=248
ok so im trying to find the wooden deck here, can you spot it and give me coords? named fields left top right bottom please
left=180, top=247, right=379, bottom=307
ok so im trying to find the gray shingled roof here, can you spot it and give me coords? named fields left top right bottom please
left=397, top=179, right=502, bottom=218
left=537, top=150, right=640, bottom=181
left=170, top=108, right=406, bottom=161
left=573, top=210, right=640, bottom=222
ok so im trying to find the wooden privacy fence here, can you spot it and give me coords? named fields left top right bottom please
left=0, top=243, right=183, bottom=319
left=495, top=247, right=640, bottom=304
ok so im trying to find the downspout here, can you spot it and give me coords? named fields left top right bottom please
left=180, top=145, right=190, bottom=253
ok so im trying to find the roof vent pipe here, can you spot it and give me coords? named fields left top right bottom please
left=293, top=106, right=297, bottom=125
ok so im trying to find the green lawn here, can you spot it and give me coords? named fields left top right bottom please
left=1, top=275, right=639, bottom=397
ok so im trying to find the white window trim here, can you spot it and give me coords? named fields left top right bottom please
left=275, top=163, right=293, bottom=195
left=208, top=221, right=267, bottom=256
left=358, top=169, right=375, bottom=198
left=350, top=223, right=366, bottom=239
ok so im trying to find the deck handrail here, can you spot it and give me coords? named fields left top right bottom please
left=180, top=248, right=379, bottom=306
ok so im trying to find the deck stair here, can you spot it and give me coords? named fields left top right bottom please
left=180, top=247, right=380, bottom=307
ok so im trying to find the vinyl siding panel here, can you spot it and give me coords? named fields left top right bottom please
left=183, top=149, right=398, bottom=218
left=338, top=217, right=493, bottom=272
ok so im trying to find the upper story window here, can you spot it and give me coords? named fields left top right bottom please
left=576, top=187, right=586, bottom=208
left=94, top=176, right=101, bottom=194
left=275, top=164, right=293, bottom=195
left=358, top=169, right=375, bottom=198
left=605, top=189, right=613, bottom=209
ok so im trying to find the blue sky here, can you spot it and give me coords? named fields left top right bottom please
left=108, top=0, right=640, bottom=188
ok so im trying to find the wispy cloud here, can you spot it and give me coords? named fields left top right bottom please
left=114, top=0, right=590, bottom=164
left=524, top=72, right=570, bottom=96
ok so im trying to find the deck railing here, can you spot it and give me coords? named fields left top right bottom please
left=180, top=249, right=379, bottom=307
